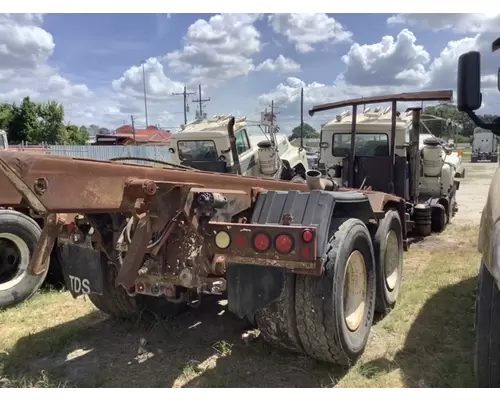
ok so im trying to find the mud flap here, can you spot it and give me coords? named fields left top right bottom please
left=227, top=264, right=285, bottom=321
left=60, top=242, right=104, bottom=298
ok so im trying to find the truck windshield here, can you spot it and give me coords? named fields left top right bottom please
left=332, top=133, right=389, bottom=157
left=177, top=140, right=218, bottom=162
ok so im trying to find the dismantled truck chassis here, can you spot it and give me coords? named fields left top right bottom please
left=0, top=88, right=456, bottom=365
left=0, top=146, right=406, bottom=366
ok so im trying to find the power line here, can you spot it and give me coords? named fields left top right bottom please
left=172, top=86, right=196, bottom=125
left=192, top=84, right=210, bottom=118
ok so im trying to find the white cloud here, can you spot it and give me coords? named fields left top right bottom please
left=386, top=14, right=500, bottom=98
left=0, top=14, right=182, bottom=130
left=258, top=76, right=415, bottom=112
left=0, top=14, right=100, bottom=125
left=165, top=13, right=263, bottom=85
left=426, top=36, right=481, bottom=89
left=268, top=13, right=352, bottom=53
left=341, top=29, right=430, bottom=87
left=255, top=55, right=301, bottom=73
left=111, top=57, right=184, bottom=100
left=0, top=13, right=54, bottom=71
left=387, top=13, right=500, bottom=34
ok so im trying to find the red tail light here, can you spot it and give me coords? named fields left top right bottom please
left=235, top=234, right=248, bottom=247
left=253, top=233, right=271, bottom=252
left=275, top=234, right=294, bottom=254
left=302, top=229, right=314, bottom=243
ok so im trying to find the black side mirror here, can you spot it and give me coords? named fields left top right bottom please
left=497, top=67, right=500, bottom=92
left=457, top=51, right=482, bottom=111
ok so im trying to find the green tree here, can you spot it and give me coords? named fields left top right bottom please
left=289, top=123, right=320, bottom=141
left=423, top=103, right=500, bottom=138
left=36, top=100, right=66, bottom=144
left=7, top=97, right=40, bottom=143
left=65, top=124, right=90, bottom=145
left=0, top=104, right=13, bottom=131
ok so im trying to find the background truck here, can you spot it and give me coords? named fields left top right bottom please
left=0, top=129, right=65, bottom=308
left=471, top=127, right=499, bottom=163
left=456, top=36, right=500, bottom=387
left=310, top=90, right=459, bottom=236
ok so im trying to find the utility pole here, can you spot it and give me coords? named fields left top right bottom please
left=172, top=86, right=195, bottom=125
left=300, top=88, right=304, bottom=149
left=267, top=100, right=280, bottom=134
left=130, top=115, right=137, bottom=145
left=140, top=60, right=149, bottom=127
left=192, top=84, right=210, bottom=118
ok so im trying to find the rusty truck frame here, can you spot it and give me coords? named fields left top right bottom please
left=0, top=90, right=451, bottom=366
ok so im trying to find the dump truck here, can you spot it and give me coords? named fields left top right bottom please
left=0, top=92, right=454, bottom=365
left=456, top=36, right=500, bottom=387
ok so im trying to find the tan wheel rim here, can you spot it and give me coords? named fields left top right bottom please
left=384, top=230, right=399, bottom=291
left=343, top=250, right=368, bottom=332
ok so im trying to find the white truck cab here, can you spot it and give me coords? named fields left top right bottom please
left=168, top=115, right=308, bottom=179
left=317, top=107, right=461, bottom=201
left=318, top=107, right=408, bottom=185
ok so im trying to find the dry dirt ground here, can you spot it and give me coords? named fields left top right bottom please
left=0, top=161, right=498, bottom=388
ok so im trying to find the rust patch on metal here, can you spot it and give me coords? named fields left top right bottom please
left=0, top=151, right=309, bottom=213
left=33, top=177, right=48, bottom=195
left=115, top=214, right=153, bottom=289
left=309, top=90, right=453, bottom=116
left=0, top=153, right=47, bottom=214
left=282, top=214, right=294, bottom=225
left=28, top=213, right=64, bottom=276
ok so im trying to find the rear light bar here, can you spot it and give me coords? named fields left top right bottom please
left=208, top=222, right=319, bottom=274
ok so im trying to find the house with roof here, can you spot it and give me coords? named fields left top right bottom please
left=93, top=125, right=172, bottom=146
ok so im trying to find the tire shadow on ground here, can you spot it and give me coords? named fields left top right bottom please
left=0, top=297, right=347, bottom=388
left=357, top=276, right=477, bottom=387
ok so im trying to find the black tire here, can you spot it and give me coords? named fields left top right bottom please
left=0, top=210, right=46, bottom=308
left=373, top=210, right=404, bottom=313
left=45, top=242, right=66, bottom=288
left=475, top=262, right=500, bottom=387
left=88, top=256, right=187, bottom=319
left=491, top=155, right=499, bottom=164
left=255, top=273, right=303, bottom=353
left=471, top=156, right=478, bottom=163
left=294, top=218, right=376, bottom=365
left=431, top=204, right=446, bottom=232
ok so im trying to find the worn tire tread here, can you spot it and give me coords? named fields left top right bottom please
left=255, top=273, right=303, bottom=352
left=295, top=218, right=375, bottom=365
left=475, top=262, right=500, bottom=387
left=373, top=209, right=403, bottom=313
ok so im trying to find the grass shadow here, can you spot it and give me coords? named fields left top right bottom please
left=358, top=276, right=477, bottom=387
left=0, top=296, right=347, bottom=388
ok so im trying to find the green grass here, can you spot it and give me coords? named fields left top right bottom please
left=0, top=224, right=481, bottom=387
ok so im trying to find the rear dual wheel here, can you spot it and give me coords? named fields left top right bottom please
left=256, top=214, right=404, bottom=365
left=373, top=210, right=404, bottom=313
left=256, top=218, right=377, bottom=365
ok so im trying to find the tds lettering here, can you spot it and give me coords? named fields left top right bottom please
left=69, top=275, right=90, bottom=294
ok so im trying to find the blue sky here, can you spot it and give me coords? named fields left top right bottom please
left=0, top=13, right=498, bottom=132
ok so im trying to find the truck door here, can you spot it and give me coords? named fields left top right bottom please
left=235, top=129, right=257, bottom=176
